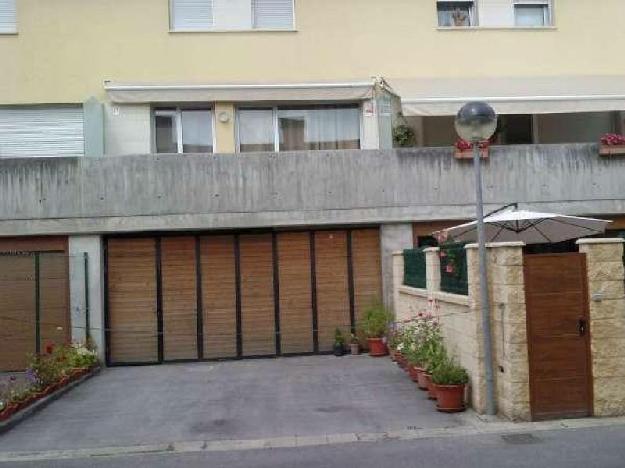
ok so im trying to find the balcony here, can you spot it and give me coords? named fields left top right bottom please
left=0, top=143, right=623, bottom=236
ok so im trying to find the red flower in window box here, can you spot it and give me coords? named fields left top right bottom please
left=600, top=133, right=625, bottom=156
left=454, top=139, right=489, bottom=160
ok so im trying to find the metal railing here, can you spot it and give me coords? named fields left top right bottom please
left=439, top=243, right=468, bottom=295
left=403, top=248, right=427, bottom=289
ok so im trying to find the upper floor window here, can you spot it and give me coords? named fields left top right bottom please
left=437, top=1, right=475, bottom=27
left=0, top=0, right=16, bottom=34
left=237, top=105, right=361, bottom=152
left=170, top=0, right=294, bottom=32
left=154, top=108, right=214, bottom=153
left=514, top=1, right=551, bottom=27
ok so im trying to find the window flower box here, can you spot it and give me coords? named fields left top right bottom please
left=599, top=134, right=625, bottom=156
left=453, top=139, right=489, bottom=160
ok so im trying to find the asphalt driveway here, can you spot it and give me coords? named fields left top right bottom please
left=0, top=355, right=464, bottom=452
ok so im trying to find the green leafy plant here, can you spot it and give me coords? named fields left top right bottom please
left=334, top=328, right=345, bottom=347
left=431, top=356, right=469, bottom=386
left=359, top=301, right=394, bottom=338
left=393, top=124, right=416, bottom=148
left=350, top=333, right=359, bottom=345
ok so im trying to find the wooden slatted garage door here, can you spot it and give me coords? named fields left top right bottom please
left=161, top=237, right=198, bottom=361
left=352, top=229, right=383, bottom=333
left=107, top=238, right=158, bottom=364
left=200, top=235, right=238, bottom=359
left=240, top=234, right=276, bottom=357
left=105, top=228, right=382, bottom=365
left=0, top=237, right=70, bottom=372
left=39, top=254, right=70, bottom=351
left=277, top=232, right=313, bottom=354
left=314, top=231, right=351, bottom=352
left=0, top=255, right=36, bottom=371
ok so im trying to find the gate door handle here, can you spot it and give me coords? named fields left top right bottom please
left=578, top=318, right=587, bottom=337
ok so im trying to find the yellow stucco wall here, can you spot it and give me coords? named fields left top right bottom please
left=2, top=0, right=625, bottom=104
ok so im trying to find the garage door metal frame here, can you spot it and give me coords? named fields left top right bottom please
left=104, top=227, right=380, bottom=367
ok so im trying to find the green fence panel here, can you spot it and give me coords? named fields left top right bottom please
left=403, top=248, right=426, bottom=289
left=439, top=243, right=468, bottom=295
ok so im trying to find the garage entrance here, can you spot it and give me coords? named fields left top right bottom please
left=105, top=228, right=382, bottom=365
left=0, top=237, right=71, bottom=371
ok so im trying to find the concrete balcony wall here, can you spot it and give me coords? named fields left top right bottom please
left=0, top=144, right=623, bottom=236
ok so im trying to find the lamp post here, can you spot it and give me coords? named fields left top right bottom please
left=455, top=101, right=498, bottom=416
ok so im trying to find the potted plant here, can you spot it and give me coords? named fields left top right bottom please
left=349, top=334, right=360, bottom=355
left=431, top=356, right=469, bottom=413
left=333, top=328, right=345, bottom=357
left=359, top=301, right=393, bottom=357
left=599, top=133, right=625, bottom=156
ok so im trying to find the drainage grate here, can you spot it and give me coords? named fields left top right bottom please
left=501, top=433, right=542, bottom=445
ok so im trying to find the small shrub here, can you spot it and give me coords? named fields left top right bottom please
left=334, top=328, right=345, bottom=346
left=359, top=301, right=394, bottom=339
left=431, top=356, right=469, bottom=386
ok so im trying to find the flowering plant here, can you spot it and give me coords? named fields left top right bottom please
left=600, top=133, right=625, bottom=146
left=454, top=139, right=490, bottom=151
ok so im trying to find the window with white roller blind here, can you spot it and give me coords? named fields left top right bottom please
left=0, top=0, right=16, bottom=33
left=253, top=0, right=294, bottom=29
left=170, top=0, right=294, bottom=31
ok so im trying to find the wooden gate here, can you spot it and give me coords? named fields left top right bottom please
left=524, top=253, right=593, bottom=420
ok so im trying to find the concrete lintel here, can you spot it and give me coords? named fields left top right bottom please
left=423, top=247, right=440, bottom=253
left=392, top=250, right=404, bottom=256
left=465, top=241, right=525, bottom=249
left=577, top=238, right=625, bottom=245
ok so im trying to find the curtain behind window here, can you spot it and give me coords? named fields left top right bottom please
left=278, top=105, right=360, bottom=151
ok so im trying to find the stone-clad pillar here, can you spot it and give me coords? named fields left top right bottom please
left=577, top=238, right=625, bottom=417
left=465, top=242, right=529, bottom=419
left=424, top=247, right=441, bottom=292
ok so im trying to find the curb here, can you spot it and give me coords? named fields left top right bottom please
left=0, top=367, right=101, bottom=436
left=1, top=413, right=625, bottom=463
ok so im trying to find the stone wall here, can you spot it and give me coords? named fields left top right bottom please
left=577, top=238, right=625, bottom=417
left=393, top=242, right=530, bottom=418
left=393, top=249, right=482, bottom=411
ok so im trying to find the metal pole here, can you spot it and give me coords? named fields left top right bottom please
left=83, top=252, right=90, bottom=343
left=473, top=142, right=496, bottom=415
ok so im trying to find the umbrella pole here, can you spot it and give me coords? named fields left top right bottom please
left=473, top=142, right=496, bottom=415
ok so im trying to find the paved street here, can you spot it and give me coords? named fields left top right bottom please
left=0, top=356, right=461, bottom=451
left=4, top=424, right=625, bottom=468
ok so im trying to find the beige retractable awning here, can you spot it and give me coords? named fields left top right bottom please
left=104, top=80, right=378, bottom=104
left=393, top=76, right=625, bottom=116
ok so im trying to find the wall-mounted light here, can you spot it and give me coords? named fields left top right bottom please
left=218, top=111, right=231, bottom=123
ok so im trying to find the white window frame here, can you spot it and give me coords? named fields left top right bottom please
left=235, top=104, right=364, bottom=153
left=436, top=0, right=477, bottom=27
left=513, top=0, right=552, bottom=27
left=169, top=0, right=296, bottom=32
left=153, top=107, right=216, bottom=154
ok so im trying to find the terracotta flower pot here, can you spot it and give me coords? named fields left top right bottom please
left=408, top=364, right=419, bottom=382
left=434, top=384, right=466, bottom=413
left=423, top=373, right=437, bottom=400
left=415, top=367, right=428, bottom=390
left=367, top=338, right=388, bottom=357
left=0, top=404, right=17, bottom=421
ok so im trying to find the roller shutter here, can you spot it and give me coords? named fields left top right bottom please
left=0, top=106, right=84, bottom=157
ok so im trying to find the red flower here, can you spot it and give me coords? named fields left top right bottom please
left=45, top=343, right=55, bottom=355
left=601, top=133, right=625, bottom=146
left=454, top=139, right=490, bottom=151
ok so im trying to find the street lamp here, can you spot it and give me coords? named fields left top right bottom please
left=455, top=101, right=498, bottom=416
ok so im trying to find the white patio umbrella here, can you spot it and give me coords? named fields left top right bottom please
left=440, top=209, right=610, bottom=245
